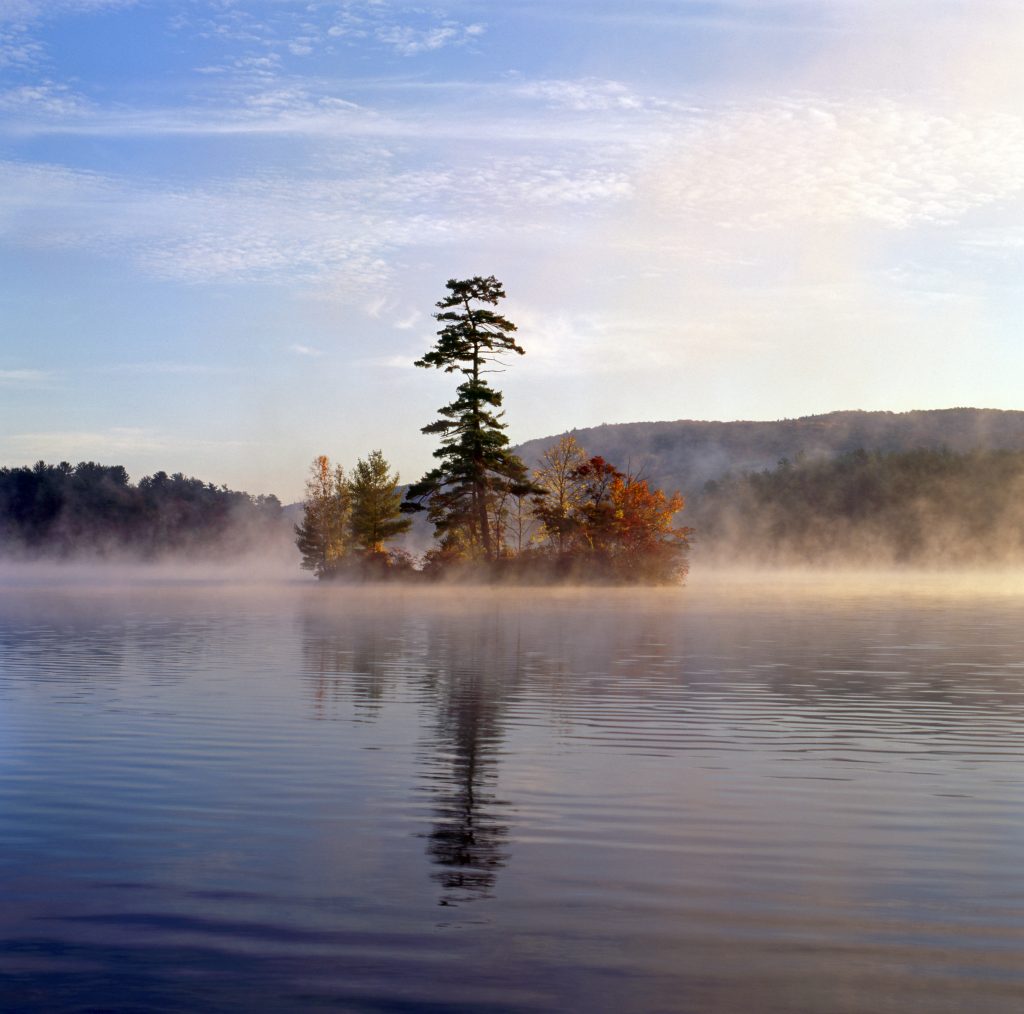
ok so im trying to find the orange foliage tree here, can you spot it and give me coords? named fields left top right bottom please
left=537, top=454, right=692, bottom=582
left=608, top=473, right=692, bottom=582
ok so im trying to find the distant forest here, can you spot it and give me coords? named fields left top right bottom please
left=0, top=461, right=286, bottom=559
left=691, top=448, right=1024, bottom=565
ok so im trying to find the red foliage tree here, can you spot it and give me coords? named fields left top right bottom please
left=559, top=456, right=692, bottom=582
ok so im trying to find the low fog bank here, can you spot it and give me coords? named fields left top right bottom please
left=685, top=566, right=1024, bottom=606
left=0, top=553, right=308, bottom=591
left=687, top=448, right=1024, bottom=570
left=4, top=559, right=1023, bottom=612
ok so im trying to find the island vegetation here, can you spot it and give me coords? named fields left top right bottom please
left=295, top=276, right=693, bottom=584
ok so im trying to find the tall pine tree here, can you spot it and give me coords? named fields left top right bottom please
left=403, top=276, right=535, bottom=561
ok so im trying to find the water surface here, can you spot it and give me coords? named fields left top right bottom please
left=1, top=570, right=1023, bottom=1012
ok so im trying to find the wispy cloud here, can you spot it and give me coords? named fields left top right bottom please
left=394, top=310, right=422, bottom=330
left=173, top=2, right=486, bottom=66
left=0, top=25, right=41, bottom=69
left=6, top=427, right=254, bottom=457
left=0, top=367, right=51, bottom=384
left=7, top=427, right=167, bottom=456
left=95, top=362, right=231, bottom=376
left=0, top=80, right=88, bottom=115
left=377, top=21, right=485, bottom=57
left=0, top=0, right=136, bottom=25
left=645, top=98, right=1024, bottom=230
left=513, top=78, right=649, bottom=112
left=0, top=146, right=636, bottom=291
left=0, top=0, right=137, bottom=69
left=288, top=343, right=322, bottom=357
left=355, top=353, right=416, bottom=369
left=5, top=84, right=1023, bottom=300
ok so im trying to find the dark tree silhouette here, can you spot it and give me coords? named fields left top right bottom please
left=403, top=276, right=536, bottom=562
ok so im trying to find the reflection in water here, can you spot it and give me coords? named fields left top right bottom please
left=420, top=666, right=512, bottom=906
left=301, top=607, right=517, bottom=905
left=417, top=616, right=524, bottom=906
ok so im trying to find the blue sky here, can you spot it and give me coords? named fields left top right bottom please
left=2, top=1, right=1023, bottom=500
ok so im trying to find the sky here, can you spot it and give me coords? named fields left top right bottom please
left=2, top=0, right=1023, bottom=501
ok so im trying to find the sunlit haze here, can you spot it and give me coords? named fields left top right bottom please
left=3, top=1, right=1023, bottom=501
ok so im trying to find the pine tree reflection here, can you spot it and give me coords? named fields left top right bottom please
left=420, top=661, right=512, bottom=906
left=299, top=600, right=529, bottom=906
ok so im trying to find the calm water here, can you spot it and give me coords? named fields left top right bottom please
left=1, top=570, right=1023, bottom=1013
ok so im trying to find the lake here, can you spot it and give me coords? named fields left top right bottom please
left=1, top=568, right=1023, bottom=1012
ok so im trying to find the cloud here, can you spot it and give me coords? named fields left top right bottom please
left=377, top=21, right=485, bottom=56
left=7, top=84, right=1021, bottom=301
left=288, top=344, right=322, bottom=357
left=0, top=146, right=636, bottom=294
left=0, top=0, right=135, bottom=22
left=170, top=2, right=485, bottom=67
left=394, top=310, right=421, bottom=330
left=0, top=27, right=40, bottom=68
left=513, top=78, right=649, bottom=112
left=507, top=305, right=752, bottom=376
left=7, top=427, right=167, bottom=456
left=961, top=227, right=1024, bottom=253
left=0, top=0, right=137, bottom=69
left=0, top=368, right=51, bottom=384
left=355, top=353, right=416, bottom=369
left=0, top=81, right=88, bottom=115
left=95, top=362, right=230, bottom=376
left=645, top=98, right=1024, bottom=231
left=6, top=427, right=254, bottom=458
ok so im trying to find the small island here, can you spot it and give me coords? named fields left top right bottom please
left=294, top=275, right=693, bottom=585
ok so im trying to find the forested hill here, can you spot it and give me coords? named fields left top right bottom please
left=513, top=409, right=1024, bottom=497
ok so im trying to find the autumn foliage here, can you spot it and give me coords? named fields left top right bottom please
left=528, top=450, right=692, bottom=583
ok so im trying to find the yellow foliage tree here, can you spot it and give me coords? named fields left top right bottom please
left=295, top=455, right=350, bottom=578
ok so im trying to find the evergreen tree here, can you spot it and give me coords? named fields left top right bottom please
left=348, top=449, right=412, bottom=554
left=295, top=455, right=350, bottom=578
left=403, top=276, right=536, bottom=561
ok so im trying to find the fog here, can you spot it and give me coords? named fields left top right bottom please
left=4, top=558, right=1024, bottom=607
left=0, top=554, right=307, bottom=592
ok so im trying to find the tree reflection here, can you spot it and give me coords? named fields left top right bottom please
left=420, top=663, right=512, bottom=906
left=299, top=601, right=521, bottom=907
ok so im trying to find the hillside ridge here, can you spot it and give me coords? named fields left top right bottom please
left=512, top=408, right=1024, bottom=497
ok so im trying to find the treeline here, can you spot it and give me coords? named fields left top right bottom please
left=0, top=460, right=285, bottom=559
left=693, top=448, right=1024, bottom=565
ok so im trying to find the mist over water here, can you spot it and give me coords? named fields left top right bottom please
left=2, top=569, right=1023, bottom=1012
